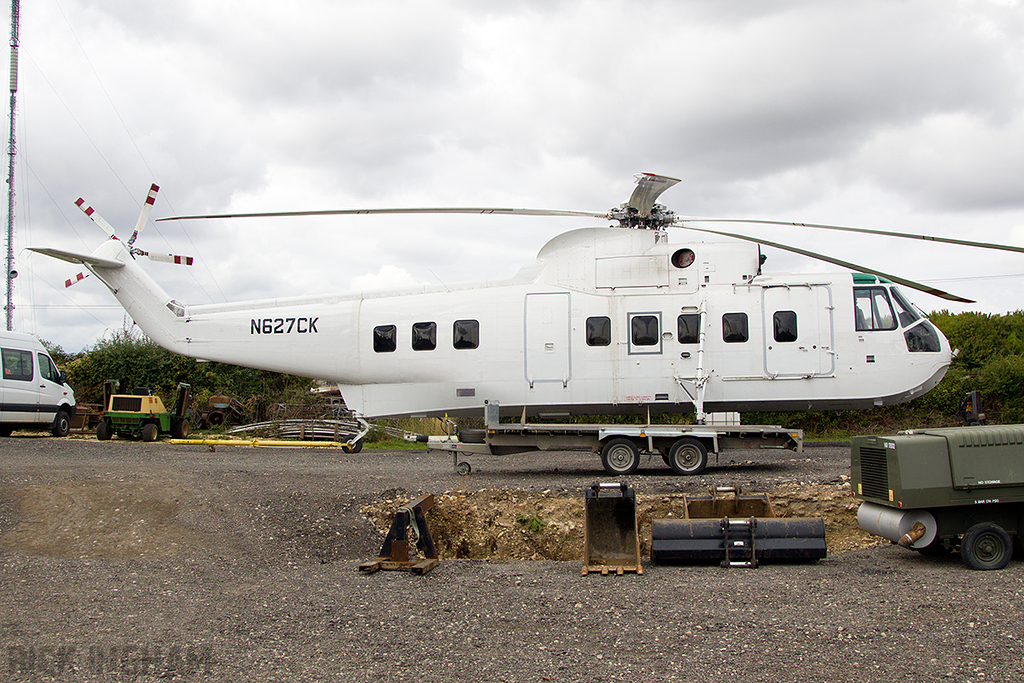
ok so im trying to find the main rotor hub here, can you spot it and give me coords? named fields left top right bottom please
left=608, top=202, right=677, bottom=229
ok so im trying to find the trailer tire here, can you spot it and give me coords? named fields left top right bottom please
left=667, top=437, right=708, bottom=475
left=961, top=522, right=1013, bottom=570
left=601, top=438, right=640, bottom=475
left=96, top=420, right=112, bottom=441
left=142, top=423, right=158, bottom=443
left=458, top=429, right=487, bottom=444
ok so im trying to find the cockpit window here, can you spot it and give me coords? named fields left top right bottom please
left=889, top=287, right=921, bottom=327
left=854, top=287, right=897, bottom=331
left=905, top=321, right=942, bottom=353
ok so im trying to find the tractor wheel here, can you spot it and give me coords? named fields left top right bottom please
left=171, top=419, right=190, bottom=439
left=96, top=420, right=112, bottom=441
left=142, top=423, right=158, bottom=443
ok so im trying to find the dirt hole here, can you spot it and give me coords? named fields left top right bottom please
left=361, top=481, right=885, bottom=561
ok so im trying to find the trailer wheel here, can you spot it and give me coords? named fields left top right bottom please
left=96, top=420, right=112, bottom=441
left=342, top=438, right=363, bottom=454
left=601, top=438, right=640, bottom=475
left=455, top=461, right=472, bottom=476
left=142, top=423, right=158, bottom=443
left=668, top=437, right=708, bottom=475
left=961, top=522, right=1013, bottom=570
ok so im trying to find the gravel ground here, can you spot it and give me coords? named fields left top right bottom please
left=1, top=436, right=1023, bottom=682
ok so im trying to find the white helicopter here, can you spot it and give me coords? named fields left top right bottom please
left=27, top=173, right=1022, bottom=426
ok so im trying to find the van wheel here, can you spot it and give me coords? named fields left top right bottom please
left=96, top=420, right=112, bottom=441
left=668, top=437, right=708, bottom=475
left=961, top=522, right=1013, bottom=570
left=51, top=410, right=71, bottom=438
left=142, top=423, right=158, bottom=443
left=600, top=438, right=640, bottom=475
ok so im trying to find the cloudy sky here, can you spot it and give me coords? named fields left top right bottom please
left=8, top=0, right=1024, bottom=352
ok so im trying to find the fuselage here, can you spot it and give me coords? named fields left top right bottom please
left=91, top=226, right=951, bottom=419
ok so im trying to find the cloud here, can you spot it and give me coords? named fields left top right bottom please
left=9, top=0, right=1024, bottom=352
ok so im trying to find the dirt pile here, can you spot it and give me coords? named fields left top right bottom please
left=361, top=480, right=885, bottom=562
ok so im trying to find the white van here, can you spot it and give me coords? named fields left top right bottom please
left=0, top=331, right=77, bottom=437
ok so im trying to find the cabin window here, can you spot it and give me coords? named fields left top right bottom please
left=722, top=313, right=748, bottom=343
left=854, top=287, right=897, bottom=331
left=631, top=315, right=660, bottom=346
left=586, top=316, right=611, bottom=346
left=1, top=348, right=33, bottom=381
left=453, top=320, right=479, bottom=349
left=773, top=310, right=798, bottom=343
left=905, top=321, right=942, bottom=353
left=677, top=314, right=700, bottom=344
left=373, top=325, right=397, bottom=353
left=890, top=287, right=921, bottom=327
left=411, top=322, right=436, bottom=351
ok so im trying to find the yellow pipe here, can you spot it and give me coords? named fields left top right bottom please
left=170, top=438, right=353, bottom=449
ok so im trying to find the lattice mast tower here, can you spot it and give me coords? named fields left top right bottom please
left=4, top=0, right=18, bottom=330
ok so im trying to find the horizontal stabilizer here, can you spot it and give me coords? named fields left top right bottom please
left=27, top=246, right=124, bottom=270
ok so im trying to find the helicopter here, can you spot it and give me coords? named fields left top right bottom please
left=27, top=173, right=1023, bottom=424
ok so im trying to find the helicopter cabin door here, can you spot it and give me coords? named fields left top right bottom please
left=524, top=293, right=572, bottom=388
left=762, top=284, right=835, bottom=378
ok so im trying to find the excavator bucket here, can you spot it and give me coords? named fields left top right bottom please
left=581, top=482, right=643, bottom=576
left=651, top=487, right=826, bottom=567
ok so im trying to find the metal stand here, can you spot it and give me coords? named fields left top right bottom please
left=359, top=494, right=439, bottom=575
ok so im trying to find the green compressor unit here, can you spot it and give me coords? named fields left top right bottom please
left=852, top=425, right=1024, bottom=570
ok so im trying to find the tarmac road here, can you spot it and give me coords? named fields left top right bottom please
left=1, top=436, right=1022, bottom=682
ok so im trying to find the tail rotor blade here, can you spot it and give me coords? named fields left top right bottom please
left=143, top=251, right=194, bottom=266
left=128, top=183, right=160, bottom=248
left=74, top=198, right=117, bottom=237
left=64, top=271, right=89, bottom=288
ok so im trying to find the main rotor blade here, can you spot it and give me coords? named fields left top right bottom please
left=676, top=223, right=975, bottom=303
left=157, top=207, right=611, bottom=222
left=628, top=173, right=680, bottom=218
left=679, top=217, right=1024, bottom=255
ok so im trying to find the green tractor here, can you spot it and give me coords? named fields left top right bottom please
left=96, top=381, right=191, bottom=442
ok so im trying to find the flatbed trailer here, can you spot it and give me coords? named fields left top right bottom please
left=419, top=401, right=802, bottom=475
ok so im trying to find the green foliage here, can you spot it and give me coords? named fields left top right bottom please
left=517, top=513, right=547, bottom=532
left=980, top=356, right=1024, bottom=423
